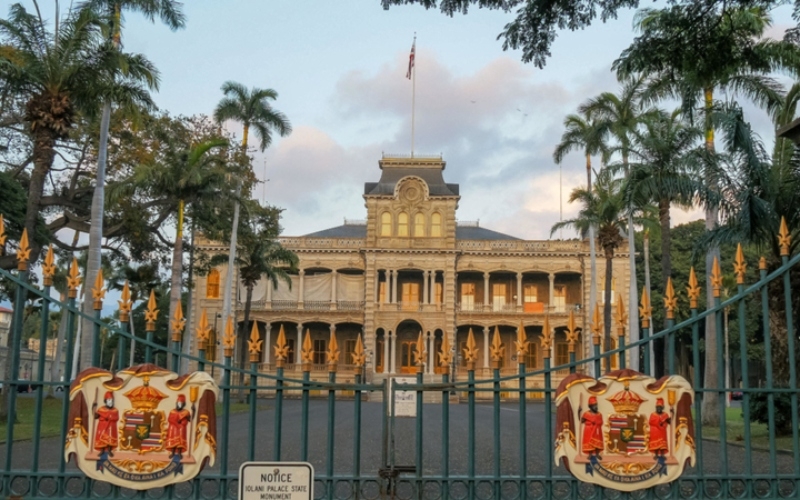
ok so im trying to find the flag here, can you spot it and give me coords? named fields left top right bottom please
left=406, top=39, right=415, bottom=79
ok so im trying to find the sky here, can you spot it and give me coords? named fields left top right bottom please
left=20, top=1, right=798, bottom=241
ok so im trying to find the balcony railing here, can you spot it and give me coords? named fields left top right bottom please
left=455, top=303, right=581, bottom=314
left=304, top=300, right=331, bottom=311
left=271, top=300, right=299, bottom=310
left=246, top=300, right=366, bottom=312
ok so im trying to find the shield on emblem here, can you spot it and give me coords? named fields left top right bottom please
left=135, top=423, right=150, bottom=440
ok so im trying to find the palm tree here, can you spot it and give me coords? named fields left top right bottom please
left=553, top=112, right=607, bottom=369
left=551, top=177, right=647, bottom=371
left=0, top=4, right=156, bottom=269
left=580, top=76, right=653, bottom=357
left=613, top=4, right=800, bottom=425
left=615, top=109, right=709, bottom=374
left=78, top=0, right=184, bottom=371
left=213, top=81, right=292, bottom=355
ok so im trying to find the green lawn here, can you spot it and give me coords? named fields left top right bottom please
left=700, top=407, right=797, bottom=452
left=0, top=396, right=256, bottom=443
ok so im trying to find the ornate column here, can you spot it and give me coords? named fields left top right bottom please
left=383, top=330, right=390, bottom=374
left=266, top=280, right=272, bottom=302
left=296, top=322, right=304, bottom=365
left=389, top=270, right=395, bottom=304
left=483, top=272, right=490, bottom=309
left=483, top=326, right=490, bottom=369
left=331, top=270, right=338, bottom=309
left=423, top=270, right=430, bottom=305
left=264, top=322, right=271, bottom=364
left=389, top=330, right=397, bottom=374
left=516, top=272, right=523, bottom=308
left=393, top=270, right=399, bottom=305
left=298, top=269, right=305, bottom=308
left=549, top=273, right=555, bottom=312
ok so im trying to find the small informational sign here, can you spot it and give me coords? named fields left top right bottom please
left=391, top=377, right=417, bottom=417
left=239, top=462, right=314, bottom=500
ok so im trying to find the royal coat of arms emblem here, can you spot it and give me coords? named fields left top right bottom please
left=554, top=369, right=695, bottom=491
left=65, top=364, right=218, bottom=489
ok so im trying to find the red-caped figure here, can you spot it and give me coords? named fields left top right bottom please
left=581, top=396, right=604, bottom=458
left=94, top=391, right=119, bottom=455
left=166, top=394, right=191, bottom=458
left=649, top=397, right=671, bottom=457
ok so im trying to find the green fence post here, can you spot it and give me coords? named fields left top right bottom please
left=640, top=289, right=652, bottom=376
left=326, top=331, right=338, bottom=500
left=32, top=249, right=54, bottom=476
left=734, top=246, right=752, bottom=497
left=466, top=328, right=477, bottom=500
left=118, top=282, right=132, bottom=371
left=441, top=336, right=452, bottom=500
left=353, top=347, right=364, bottom=500
left=219, top=326, right=233, bottom=498
left=416, top=353, right=424, bottom=499
left=517, top=320, right=529, bottom=500
left=688, top=268, right=705, bottom=493
left=779, top=220, right=800, bottom=483
left=665, top=278, right=677, bottom=375
left=170, top=302, right=185, bottom=373
left=758, top=258, right=777, bottom=496
left=144, top=290, right=158, bottom=364
left=57, top=257, right=80, bottom=497
left=5, top=258, right=29, bottom=483
left=543, top=328, right=553, bottom=500
left=712, top=257, right=729, bottom=493
left=273, top=325, right=288, bottom=462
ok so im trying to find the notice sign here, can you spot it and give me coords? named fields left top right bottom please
left=391, top=377, right=417, bottom=417
left=239, top=462, right=313, bottom=500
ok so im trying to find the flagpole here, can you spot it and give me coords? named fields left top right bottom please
left=411, top=33, right=416, bottom=158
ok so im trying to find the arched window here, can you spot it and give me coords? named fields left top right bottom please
left=431, top=213, right=442, bottom=237
left=398, top=212, right=409, bottom=237
left=380, top=212, right=392, bottom=236
left=206, top=269, right=220, bottom=299
left=414, top=213, right=425, bottom=237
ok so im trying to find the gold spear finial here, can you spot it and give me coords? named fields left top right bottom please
left=514, top=320, right=529, bottom=360
left=414, top=331, right=426, bottom=372
left=541, top=314, right=552, bottom=357
left=734, top=243, right=747, bottom=284
left=439, top=333, right=452, bottom=367
left=144, top=289, right=158, bottom=331
left=92, top=269, right=106, bottom=310
left=0, top=215, right=6, bottom=254
left=489, top=326, right=504, bottom=368
left=711, top=256, right=722, bottom=298
left=615, top=295, right=627, bottom=338
left=591, top=302, right=602, bottom=346
left=274, top=325, right=289, bottom=368
left=778, top=216, right=791, bottom=257
left=687, top=268, right=701, bottom=309
left=222, top=316, right=235, bottom=357
left=664, top=277, right=677, bottom=320
left=16, top=229, right=30, bottom=271
left=352, top=335, right=366, bottom=370
left=639, top=289, right=652, bottom=329
left=759, top=256, right=767, bottom=271
left=119, top=281, right=132, bottom=323
left=195, top=309, right=210, bottom=350
left=170, top=301, right=186, bottom=342
left=566, top=309, right=579, bottom=353
left=248, top=321, right=262, bottom=363
left=42, top=245, right=56, bottom=286
left=67, top=257, right=81, bottom=299
left=463, top=328, right=479, bottom=370
left=327, top=329, right=340, bottom=370
left=301, top=329, right=314, bottom=368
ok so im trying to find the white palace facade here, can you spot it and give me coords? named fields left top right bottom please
left=192, top=155, right=630, bottom=394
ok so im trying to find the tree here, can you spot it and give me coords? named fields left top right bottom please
left=580, top=76, right=653, bottom=364
left=379, top=0, right=800, bottom=68
left=78, top=0, right=184, bottom=371
left=613, top=4, right=800, bottom=425
left=553, top=112, right=607, bottom=370
left=552, top=176, right=649, bottom=371
left=616, top=109, right=709, bottom=373
left=0, top=3, right=157, bottom=269
left=213, top=81, right=292, bottom=363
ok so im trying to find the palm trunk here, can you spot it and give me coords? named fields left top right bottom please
left=622, top=152, right=639, bottom=370
left=80, top=100, right=112, bottom=371
left=169, top=219, right=184, bottom=367
left=654, top=197, right=671, bottom=377
left=604, top=250, right=614, bottom=373
left=702, top=85, right=721, bottom=426
left=220, top=183, right=242, bottom=363
left=643, top=231, right=653, bottom=374
left=587, top=155, right=599, bottom=372
left=181, top=222, right=196, bottom=373
left=21, top=128, right=55, bottom=265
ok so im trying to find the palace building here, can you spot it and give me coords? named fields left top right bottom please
left=192, top=154, right=630, bottom=395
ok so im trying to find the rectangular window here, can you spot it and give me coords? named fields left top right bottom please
left=525, top=343, right=538, bottom=368
left=379, top=281, right=387, bottom=303
left=523, top=284, right=537, bottom=303
left=313, top=339, right=327, bottom=365
left=461, top=283, right=475, bottom=311
left=376, top=340, right=384, bottom=373
left=286, top=338, right=296, bottom=365
left=555, top=343, right=569, bottom=366
left=492, top=283, right=507, bottom=311
left=434, top=282, right=443, bottom=304
left=553, top=285, right=567, bottom=313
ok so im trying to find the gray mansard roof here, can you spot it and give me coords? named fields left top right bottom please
left=302, top=224, right=519, bottom=240
left=364, top=162, right=459, bottom=197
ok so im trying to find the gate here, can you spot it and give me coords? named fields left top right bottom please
left=0, top=219, right=798, bottom=499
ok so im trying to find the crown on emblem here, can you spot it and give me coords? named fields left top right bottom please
left=607, top=382, right=645, bottom=414
left=123, top=375, right=167, bottom=410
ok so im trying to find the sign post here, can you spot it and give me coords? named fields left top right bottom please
left=239, top=462, right=314, bottom=500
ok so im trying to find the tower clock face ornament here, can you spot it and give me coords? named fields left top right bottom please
left=554, top=369, right=696, bottom=491
left=65, top=364, right=218, bottom=489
